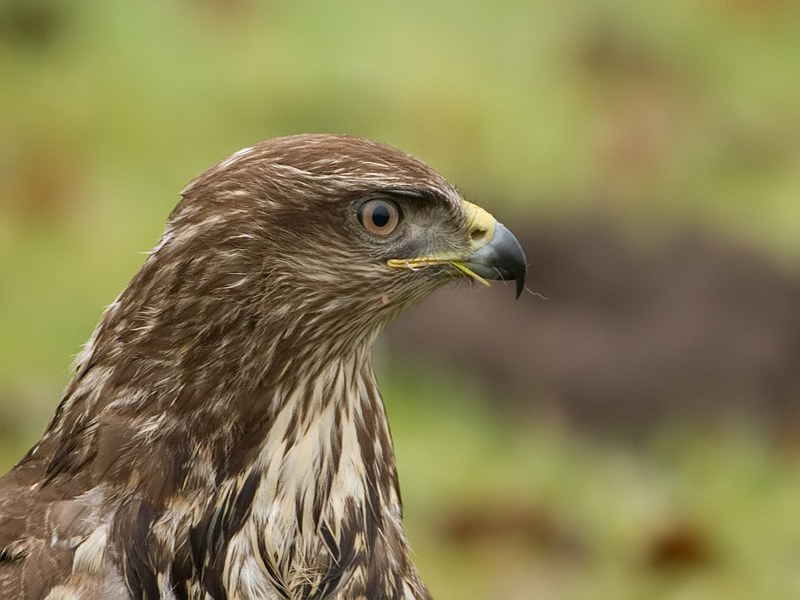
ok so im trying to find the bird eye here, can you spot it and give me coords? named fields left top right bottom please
left=358, top=199, right=400, bottom=236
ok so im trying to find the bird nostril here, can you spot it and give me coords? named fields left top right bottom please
left=471, top=227, right=488, bottom=243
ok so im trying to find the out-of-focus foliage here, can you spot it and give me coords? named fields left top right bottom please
left=1, top=0, right=799, bottom=385
left=386, top=368, right=800, bottom=600
left=1, top=1, right=799, bottom=598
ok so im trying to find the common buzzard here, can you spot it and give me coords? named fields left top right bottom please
left=0, top=134, right=526, bottom=599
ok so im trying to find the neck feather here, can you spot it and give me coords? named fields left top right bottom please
left=30, top=291, right=429, bottom=598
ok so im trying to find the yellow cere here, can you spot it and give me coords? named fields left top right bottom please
left=463, top=201, right=496, bottom=250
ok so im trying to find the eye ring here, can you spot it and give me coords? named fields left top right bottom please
left=358, top=199, right=400, bottom=236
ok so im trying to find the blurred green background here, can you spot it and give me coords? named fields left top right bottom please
left=1, top=1, right=800, bottom=598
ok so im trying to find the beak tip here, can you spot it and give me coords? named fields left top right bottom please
left=463, top=221, right=527, bottom=299
left=512, top=259, right=526, bottom=299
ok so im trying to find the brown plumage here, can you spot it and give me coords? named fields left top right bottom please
left=0, top=134, right=526, bottom=600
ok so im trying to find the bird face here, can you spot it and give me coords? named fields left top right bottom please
left=168, top=134, right=526, bottom=345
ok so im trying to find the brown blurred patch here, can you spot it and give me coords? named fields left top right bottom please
left=572, top=22, right=693, bottom=205
left=714, top=0, right=792, bottom=21
left=774, top=421, right=800, bottom=469
left=8, top=138, right=83, bottom=224
left=386, top=216, right=800, bottom=435
left=0, top=0, right=67, bottom=48
left=437, top=500, right=585, bottom=560
left=646, top=520, right=715, bottom=569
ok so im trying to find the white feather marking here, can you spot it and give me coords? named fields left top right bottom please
left=72, top=523, right=108, bottom=574
left=225, top=537, right=277, bottom=599
left=149, top=229, right=174, bottom=255
left=217, top=145, right=256, bottom=171
left=43, top=588, right=82, bottom=600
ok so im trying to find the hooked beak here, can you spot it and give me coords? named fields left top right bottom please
left=460, top=219, right=527, bottom=298
left=458, top=202, right=527, bottom=298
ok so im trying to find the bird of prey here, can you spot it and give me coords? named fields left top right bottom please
left=0, top=134, right=526, bottom=600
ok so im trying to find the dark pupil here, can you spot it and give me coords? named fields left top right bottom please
left=371, top=204, right=391, bottom=228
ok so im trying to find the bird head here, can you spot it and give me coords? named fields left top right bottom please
left=161, top=134, right=526, bottom=347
